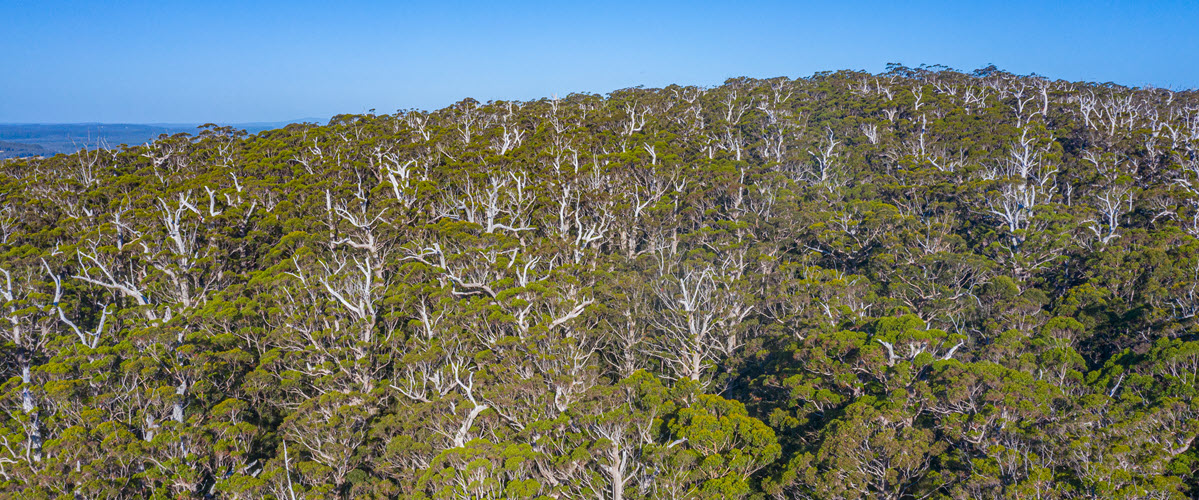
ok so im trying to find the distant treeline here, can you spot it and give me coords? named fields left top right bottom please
left=0, top=121, right=312, bottom=158
left=0, top=140, right=49, bottom=159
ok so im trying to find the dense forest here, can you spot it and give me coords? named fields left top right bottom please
left=1, top=65, right=1198, bottom=499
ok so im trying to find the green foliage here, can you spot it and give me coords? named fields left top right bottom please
left=1, top=67, right=1197, bottom=498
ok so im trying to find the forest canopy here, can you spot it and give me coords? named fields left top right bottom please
left=1, top=66, right=1198, bottom=499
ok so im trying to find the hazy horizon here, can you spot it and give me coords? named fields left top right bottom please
left=0, top=119, right=324, bottom=126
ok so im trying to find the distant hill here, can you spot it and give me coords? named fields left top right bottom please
left=0, top=120, right=322, bottom=155
left=0, top=140, right=50, bottom=159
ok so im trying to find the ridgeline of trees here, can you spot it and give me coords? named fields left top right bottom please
left=1, top=66, right=1198, bottom=499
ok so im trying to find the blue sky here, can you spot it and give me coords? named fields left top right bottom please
left=2, top=0, right=1196, bottom=123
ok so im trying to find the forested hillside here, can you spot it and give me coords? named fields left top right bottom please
left=2, top=66, right=1198, bottom=499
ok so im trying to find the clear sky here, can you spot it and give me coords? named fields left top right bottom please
left=2, top=0, right=1197, bottom=124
